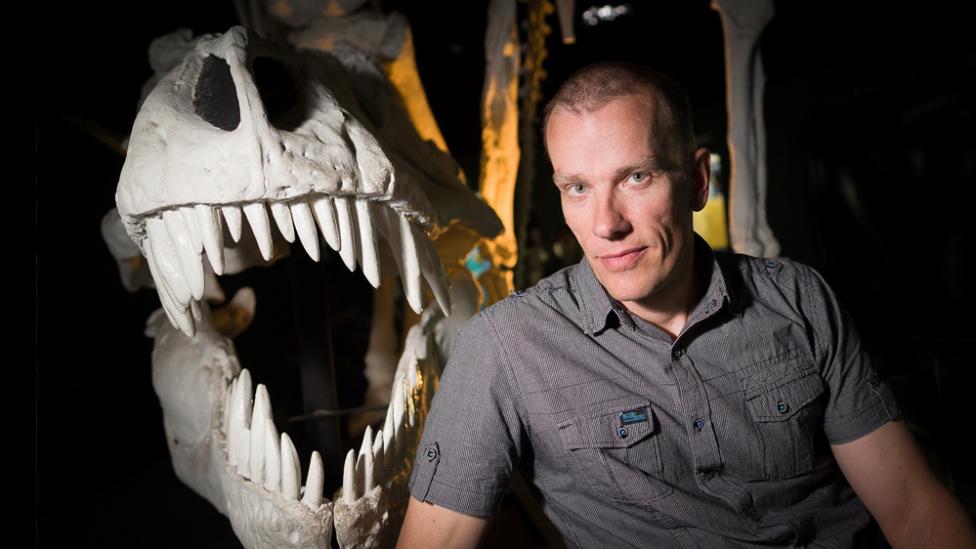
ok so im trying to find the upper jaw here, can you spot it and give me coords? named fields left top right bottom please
left=115, top=26, right=501, bottom=336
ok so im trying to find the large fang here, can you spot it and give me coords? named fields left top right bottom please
left=415, top=224, right=452, bottom=316
left=356, top=200, right=381, bottom=288
left=269, top=201, right=296, bottom=243
left=290, top=200, right=321, bottom=262
left=311, top=196, right=341, bottom=252
left=163, top=210, right=205, bottom=302
left=177, top=207, right=203, bottom=255
left=243, top=202, right=274, bottom=261
left=334, top=197, right=359, bottom=272
left=302, top=451, right=324, bottom=509
left=195, top=205, right=225, bottom=276
left=397, top=214, right=424, bottom=314
left=342, top=449, right=357, bottom=503
left=281, top=432, right=301, bottom=500
left=146, top=217, right=192, bottom=305
left=143, top=231, right=194, bottom=336
left=263, top=418, right=281, bottom=492
left=249, top=384, right=271, bottom=484
left=221, top=205, right=244, bottom=243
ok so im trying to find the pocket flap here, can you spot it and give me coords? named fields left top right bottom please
left=746, top=372, right=824, bottom=422
left=557, top=399, right=656, bottom=449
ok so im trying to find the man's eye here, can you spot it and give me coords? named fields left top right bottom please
left=630, top=171, right=648, bottom=183
left=567, top=184, right=587, bottom=195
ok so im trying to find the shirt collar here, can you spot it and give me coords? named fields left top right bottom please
left=572, top=233, right=732, bottom=335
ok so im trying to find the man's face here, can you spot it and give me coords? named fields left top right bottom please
left=546, top=93, right=708, bottom=311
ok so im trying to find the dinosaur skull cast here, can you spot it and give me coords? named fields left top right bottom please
left=117, top=25, right=499, bottom=337
left=116, top=26, right=498, bottom=548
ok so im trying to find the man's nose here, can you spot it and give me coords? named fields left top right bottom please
left=592, top=192, right=631, bottom=239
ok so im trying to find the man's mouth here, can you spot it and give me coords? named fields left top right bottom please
left=598, top=247, right=646, bottom=272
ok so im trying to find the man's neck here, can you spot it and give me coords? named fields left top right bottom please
left=621, top=246, right=704, bottom=341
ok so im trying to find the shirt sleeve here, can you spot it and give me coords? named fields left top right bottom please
left=408, top=310, right=526, bottom=518
left=800, top=265, right=901, bottom=444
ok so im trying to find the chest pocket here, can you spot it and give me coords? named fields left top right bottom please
left=745, top=370, right=825, bottom=480
left=556, top=397, right=671, bottom=505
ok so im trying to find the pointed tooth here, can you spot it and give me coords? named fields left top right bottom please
left=269, top=201, right=296, bottom=243
left=363, top=435, right=375, bottom=492
left=280, top=433, right=301, bottom=500
left=302, top=451, right=324, bottom=508
left=371, top=430, right=385, bottom=485
left=237, top=427, right=251, bottom=477
left=397, top=215, right=424, bottom=313
left=177, top=207, right=204, bottom=254
left=222, top=205, right=244, bottom=243
left=359, top=426, right=374, bottom=458
left=170, top=206, right=203, bottom=255
left=383, top=410, right=394, bottom=458
left=342, top=449, right=357, bottom=503
left=146, top=217, right=192, bottom=305
left=415, top=225, right=452, bottom=316
left=263, top=418, right=281, bottom=492
left=143, top=236, right=195, bottom=337
left=311, top=196, right=341, bottom=252
left=249, top=384, right=271, bottom=484
left=195, top=205, right=225, bottom=275
left=334, top=197, right=359, bottom=272
left=356, top=200, right=381, bottom=288
left=289, top=201, right=321, bottom=262
left=379, top=208, right=403, bottom=274
left=243, top=202, right=274, bottom=261
left=392, top=380, right=405, bottom=440
left=229, top=370, right=253, bottom=467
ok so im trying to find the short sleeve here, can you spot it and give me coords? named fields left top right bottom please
left=408, top=311, right=526, bottom=517
left=800, top=266, right=901, bottom=444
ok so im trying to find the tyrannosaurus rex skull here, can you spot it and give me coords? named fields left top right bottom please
left=117, top=25, right=499, bottom=337
left=116, top=25, right=498, bottom=548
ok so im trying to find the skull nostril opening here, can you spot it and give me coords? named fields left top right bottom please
left=194, top=55, right=241, bottom=131
left=254, top=57, right=306, bottom=132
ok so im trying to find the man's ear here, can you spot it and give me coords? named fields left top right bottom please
left=690, top=147, right=711, bottom=212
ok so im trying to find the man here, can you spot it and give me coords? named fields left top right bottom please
left=397, top=63, right=976, bottom=548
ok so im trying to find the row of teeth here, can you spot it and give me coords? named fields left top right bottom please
left=141, top=195, right=452, bottom=337
left=220, top=365, right=423, bottom=508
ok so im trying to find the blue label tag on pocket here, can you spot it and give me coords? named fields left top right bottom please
left=619, top=408, right=648, bottom=425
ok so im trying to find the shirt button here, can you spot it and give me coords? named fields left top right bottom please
left=702, top=470, right=715, bottom=480
left=776, top=401, right=789, bottom=414
left=766, top=259, right=779, bottom=268
left=424, top=445, right=438, bottom=462
left=748, top=508, right=761, bottom=521
left=693, top=418, right=705, bottom=431
left=673, top=348, right=684, bottom=359
left=617, top=426, right=629, bottom=439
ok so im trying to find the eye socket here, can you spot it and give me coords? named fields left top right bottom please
left=194, top=55, right=241, bottom=131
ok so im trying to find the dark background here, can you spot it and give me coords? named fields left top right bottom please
left=38, top=1, right=975, bottom=546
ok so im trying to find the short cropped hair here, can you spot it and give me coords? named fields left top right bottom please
left=542, top=62, right=696, bottom=175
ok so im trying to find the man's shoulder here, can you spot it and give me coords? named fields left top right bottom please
left=715, top=250, right=825, bottom=296
left=478, top=262, right=586, bottom=329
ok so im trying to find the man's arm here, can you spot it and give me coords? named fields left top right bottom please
left=832, top=420, right=976, bottom=548
left=396, top=496, right=489, bottom=549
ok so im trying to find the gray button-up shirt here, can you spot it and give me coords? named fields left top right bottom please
left=410, top=237, right=900, bottom=548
